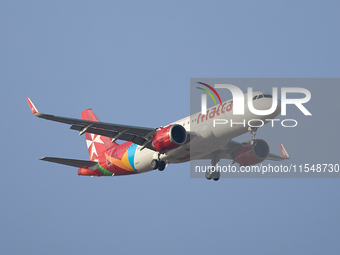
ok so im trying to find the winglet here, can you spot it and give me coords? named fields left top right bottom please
left=26, top=97, right=39, bottom=115
left=279, top=143, right=290, bottom=159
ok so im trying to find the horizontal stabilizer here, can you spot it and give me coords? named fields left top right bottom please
left=40, top=157, right=98, bottom=169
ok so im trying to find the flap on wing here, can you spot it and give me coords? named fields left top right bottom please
left=40, top=157, right=98, bottom=169
left=70, top=124, right=155, bottom=150
left=196, top=140, right=290, bottom=162
left=196, top=140, right=240, bottom=160
left=196, top=150, right=233, bottom=160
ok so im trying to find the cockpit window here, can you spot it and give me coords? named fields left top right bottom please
left=253, top=94, right=272, bottom=100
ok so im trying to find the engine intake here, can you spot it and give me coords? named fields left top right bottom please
left=235, top=139, right=269, bottom=166
left=152, top=124, right=187, bottom=152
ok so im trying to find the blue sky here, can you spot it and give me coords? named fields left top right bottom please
left=1, top=1, right=340, bottom=254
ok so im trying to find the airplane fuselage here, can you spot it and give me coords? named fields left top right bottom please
left=79, top=91, right=281, bottom=176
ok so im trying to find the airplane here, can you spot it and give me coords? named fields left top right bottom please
left=26, top=89, right=289, bottom=181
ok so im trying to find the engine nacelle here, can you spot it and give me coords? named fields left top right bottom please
left=235, top=139, right=269, bottom=166
left=152, top=124, right=187, bottom=152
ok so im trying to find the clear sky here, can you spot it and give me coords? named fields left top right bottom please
left=1, top=1, right=339, bottom=254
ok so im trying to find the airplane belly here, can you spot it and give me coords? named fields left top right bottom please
left=104, top=143, right=154, bottom=174
left=133, top=146, right=156, bottom=173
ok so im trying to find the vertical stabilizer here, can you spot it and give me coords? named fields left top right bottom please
left=81, top=109, right=117, bottom=161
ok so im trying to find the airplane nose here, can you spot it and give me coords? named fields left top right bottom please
left=263, top=97, right=281, bottom=119
left=269, top=98, right=281, bottom=118
left=275, top=99, right=281, bottom=116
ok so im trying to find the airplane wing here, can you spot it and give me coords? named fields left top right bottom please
left=26, top=98, right=158, bottom=150
left=197, top=140, right=290, bottom=161
left=266, top=143, right=290, bottom=161
left=40, top=157, right=98, bottom=169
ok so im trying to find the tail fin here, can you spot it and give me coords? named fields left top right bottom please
left=81, top=109, right=117, bottom=161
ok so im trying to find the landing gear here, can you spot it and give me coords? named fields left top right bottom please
left=151, top=159, right=159, bottom=170
left=158, top=160, right=166, bottom=171
left=205, top=170, right=212, bottom=180
left=249, top=127, right=258, bottom=145
left=205, top=167, right=220, bottom=181
left=150, top=159, right=166, bottom=171
left=213, top=172, right=220, bottom=181
left=205, top=152, right=221, bottom=181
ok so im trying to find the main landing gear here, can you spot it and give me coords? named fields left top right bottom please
left=205, top=151, right=221, bottom=181
left=151, top=159, right=166, bottom=171
left=205, top=128, right=260, bottom=181
left=205, top=169, right=220, bottom=181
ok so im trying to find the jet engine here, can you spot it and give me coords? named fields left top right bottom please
left=152, top=124, right=187, bottom=152
left=235, top=139, right=269, bottom=166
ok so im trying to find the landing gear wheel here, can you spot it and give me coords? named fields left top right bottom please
left=150, top=159, right=159, bottom=170
left=205, top=170, right=212, bottom=180
left=205, top=167, right=220, bottom=181
left=158, top=161, right=166, bottom=171
left=213, top=171, right=220, bottom=181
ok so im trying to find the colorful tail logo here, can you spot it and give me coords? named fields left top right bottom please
left=196, top=82, right=222, bottom=106
left=196, top=82, right=223, bottom=115
left=81, top=109, right=117, bottom=161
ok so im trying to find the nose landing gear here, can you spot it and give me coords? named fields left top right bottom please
left=249, top=127, right=258, bottom=146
